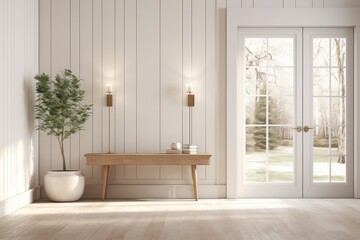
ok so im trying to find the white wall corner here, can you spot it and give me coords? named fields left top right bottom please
left=0, top=186, right=41, bottom=218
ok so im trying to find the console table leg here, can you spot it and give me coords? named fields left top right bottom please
left=191, top=165, right=198, bottom=201
left=102, top=165, right=110, bottom=201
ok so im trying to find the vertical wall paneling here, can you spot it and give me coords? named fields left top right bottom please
left=35, top=0, right=40, bottom=187
left=7, top=0, right=11, bottom=194
left=38, top=0, right=222, bottom=196
left=205, top=0, right=216, bottom=180
left=102, top=0, right=116, bottom=179
left=30, top=0, right=40, bottom=187
left=284, top=0, right=296, bottom=8
left=216, top=0, right=226, bottom=184
left=182, top=0, right=192, bottom=182
left=160, top=0, right=183, bottom=180
left=115, top=0, right=125, bottom=180
left=70, top=0, right=80, bottom=170
left=296, top=0, right=313, bottom=8
left=0, top=0, right=39, bottom=204
left=192, top=0, right=206, bottom=180
left=6, top=0, right=12, bottom=195
left=13, top=0, right=26, bottom=193
left=79, top=0, right=93, bottom=179
left=254, top=0, right=284, bottom=8
left=51, top=0, right=71, bottom=170
left=124, top=0, right=137, bottom=179
left=39, top=0, right=51, bottom=184
left=242, top=0, right=254, bottom=8
left=0, top=0, right=4, bottom=196
left=92, top=0, right=102, bottom=180
left=136, top=0, right=160, bottom=179
left=313, top=0, right=324, bottom=7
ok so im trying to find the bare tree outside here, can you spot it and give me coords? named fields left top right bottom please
left=334, top=39, right=346, bottom=163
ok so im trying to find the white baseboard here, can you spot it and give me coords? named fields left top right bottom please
left=40, top=184, right=226, bottom=199
left=0, top=186, right=41, bottom=218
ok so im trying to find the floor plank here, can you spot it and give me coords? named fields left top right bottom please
left=0, top=199, right=360, bottom=240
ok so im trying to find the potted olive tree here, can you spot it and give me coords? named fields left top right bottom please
left=35, top=69, right=92, bottom=201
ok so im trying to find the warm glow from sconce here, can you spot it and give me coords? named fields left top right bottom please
left=187, top=83, right=194, bottom=94
left=105, top=84, right=113, bottom=94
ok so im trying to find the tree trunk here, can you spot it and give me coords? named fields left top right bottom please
left=58, top=137, right=67, bottom=171
left=335, top=39, right=346, bottom=164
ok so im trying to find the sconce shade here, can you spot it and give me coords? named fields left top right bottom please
left=187, top=83, right=194, bottom=94
left=105, top=84, right=113, bottom=93
left=187, top=94, right=195, bottom=107
left=106, top=94, right=113, bottom=107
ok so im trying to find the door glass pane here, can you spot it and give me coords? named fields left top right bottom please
left=268, top=96, right=294, bottom=125
left=313, top=97, right=330, bottom=126
left=331, top=38, right=346, bottom=67
left=245, top=155, right=266, bottom=182
left=330, top=126, right=346, bottom=155
left=313, top=155, right=330, bottom=182
left=313, top=68, right=330, bottom=96
left=269, top=155, right=294, bottom=182
left=245, top=38, right=268, bottom=67
left=331, top=68, right=346, bottom=96
left=312, top=37, right=347, bottom=183
left=245, top=67, right=266, bottom=95
left=313, top=38, right=330, bottom=67
left=267, top=68, right=293, bottom=95
left=244, top=36, right=295, bottom=183
left=313, top=126, right=330, bottom=155
left=268, top=38, right=294, bottom=66
left=331, top=156, right=346, bottom=182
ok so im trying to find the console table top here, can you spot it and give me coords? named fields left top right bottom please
left=85, top=153, right=211, bottom=165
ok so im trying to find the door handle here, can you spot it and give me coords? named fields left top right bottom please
left=303, top=126, right=314, bottom=132
left=292, top=126, right=302, bottom=132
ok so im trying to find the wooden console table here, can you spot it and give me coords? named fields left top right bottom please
left=84, top=153, right=211, bottom=201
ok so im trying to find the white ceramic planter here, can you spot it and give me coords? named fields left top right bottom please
left=44, top=170, right=85, bottom=202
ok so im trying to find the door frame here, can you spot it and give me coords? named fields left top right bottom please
left=226, top=8, right=360, bottom=198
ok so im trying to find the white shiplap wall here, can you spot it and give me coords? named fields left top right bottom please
left=0, top=0, right=39, bottom=216
left=39, top=0, right=359, bottom=199
left=39, top=0, right=222, bottom=199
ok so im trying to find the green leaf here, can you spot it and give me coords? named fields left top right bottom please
left=34, top=69, right=92, bottom=170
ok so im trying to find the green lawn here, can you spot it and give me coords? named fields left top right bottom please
left=245, top=146, right=346, bottom=183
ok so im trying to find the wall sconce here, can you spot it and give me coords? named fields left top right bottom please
left=105, top=84, right=113, bottom=153
left=187, top=84, right=194, bottom=145
left=183, top=83, right=197, bottom=154
left=187, top=84, right=194, bottom=107
left=106, top=84, right=113, bottom=107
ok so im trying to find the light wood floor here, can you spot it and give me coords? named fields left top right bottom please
left=1, top=199, right=360, bottom=240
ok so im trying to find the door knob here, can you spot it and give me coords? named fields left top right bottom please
left=303, top=126, right=314, bottom=132
left=292, top=126, right=302, bottom=132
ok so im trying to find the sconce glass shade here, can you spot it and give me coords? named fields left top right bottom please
left=187, top=83, right=194, bottom=93
left=105, top=84, right=113, bottom=93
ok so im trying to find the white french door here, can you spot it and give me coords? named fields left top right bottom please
left=238, top=27, right=353, bottom=198
left=303, top=28, right=354, bottom=197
